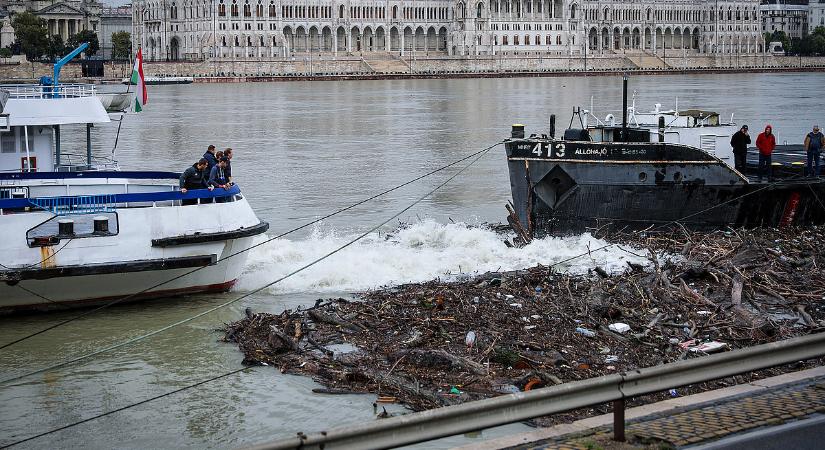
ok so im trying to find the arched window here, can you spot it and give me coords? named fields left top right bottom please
left=247, top=36, right=252, bottom=46
left=503, top=35, right=508, bottom=45
left=243, top=0, right=251, bottom=17
left=269, top=0, right=275, bottom=16
left=570, top=3, right=577, bottom=20
left=477, top=2, right=483, bottom=18
left=256, top=0, right=263, bottom=16
left=234, top=36, right=239, bottom=46
left=231, top=0, right=238, bottom=17
left=392, top=5, right=398, bottom=19
left=339, top=4, right=345, bottom=18
left=170, top=2, right=178, bottom=19
left=221, top=36, right=227, bottom=46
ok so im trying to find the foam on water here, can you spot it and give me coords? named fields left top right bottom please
left=237, top=220, right=649, bottom=294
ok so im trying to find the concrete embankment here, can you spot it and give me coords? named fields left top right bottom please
left=2, top=53, right=825, bottom=84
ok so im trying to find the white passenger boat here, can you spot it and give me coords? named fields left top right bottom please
left=0, top=83, right=268, bottom=313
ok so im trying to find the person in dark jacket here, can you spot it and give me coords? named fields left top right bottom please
left=755, top=125, right=776, bottom=182
left=224, top=148, right=233, bottom=183
left=730, top=125, right=751, bottom=172
left=804, top=125, right=825, bottom=177
left=208, top=158, right=230, bottom=189
left=203, top=144, right=218, bottom=172
left=180, top=158, right=212, bottom=205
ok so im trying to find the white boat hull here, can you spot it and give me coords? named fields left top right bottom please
left=0, top=195, right=267, bottom=313
left=0, top=236, right=252, bottom=313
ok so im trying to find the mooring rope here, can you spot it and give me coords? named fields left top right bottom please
left=0, top=141, right=505, bottom=352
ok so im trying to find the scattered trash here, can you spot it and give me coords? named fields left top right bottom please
left=492, top=384, right=520, bottom=394
left=376, top=396, right=397, bottom=403
left=465, top=331, right=476, bottom=348
left=575, top=327, right=597, bottom=337
left=224, top=226, right=825, bottom=421
left=449, top=386, right=461, bottom=395
left=669, top=389, right=679, bottom=397
left=608, top=323, right=631, bottom=334
left=690, top=341, right=728, bottom=353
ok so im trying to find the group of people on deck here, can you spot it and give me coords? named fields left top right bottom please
left=730, top=124, right=825, bottom=181
left=179, top=145, right=235, bottom=203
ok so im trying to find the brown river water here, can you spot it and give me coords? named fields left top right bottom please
left=1, top=72, right=823, bottom=449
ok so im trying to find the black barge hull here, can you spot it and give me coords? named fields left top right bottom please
left=505, top=138, right=825, bottom=236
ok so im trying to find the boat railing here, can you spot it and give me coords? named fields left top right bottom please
left=0, top=184, right=243, bottom=214
left=0, top=83, right=97, bottom=99
left=56, top=153, right=120, bottom=172
left=0, top=170, right=180, bottom=181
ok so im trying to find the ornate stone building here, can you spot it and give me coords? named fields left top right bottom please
left=131, top=0, right=765, bottom=62
left=2, top=0, right=102, bottom=42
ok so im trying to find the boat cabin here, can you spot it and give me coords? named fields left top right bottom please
left=0, top=84, right=113, bottom=174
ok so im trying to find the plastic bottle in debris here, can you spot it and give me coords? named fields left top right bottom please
left=575, top=327, right=596, bottom=337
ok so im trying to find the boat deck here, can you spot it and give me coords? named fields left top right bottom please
left=743, top=145, right=816, bottom=184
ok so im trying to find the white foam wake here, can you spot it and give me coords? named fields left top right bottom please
left=236, top=220, right=648, bottom=294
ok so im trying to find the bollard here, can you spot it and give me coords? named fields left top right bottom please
left=57, top=219, right=74, bottom=236
left=93, top=216, right=109, bottom=234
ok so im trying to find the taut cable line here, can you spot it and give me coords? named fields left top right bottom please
left=0, top=141, right=505, bottom=352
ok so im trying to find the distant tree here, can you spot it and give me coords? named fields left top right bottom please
left=67, top=29, right=100, bottom=56
left=46, top=34, right=65, bottom=60
left=813, top=35, right=825, bottom=55
left=11, top=12, right=48, bottom=60
left=111, top=31, right=131, bottom=60
left=0, top=47, right=11, bottom=58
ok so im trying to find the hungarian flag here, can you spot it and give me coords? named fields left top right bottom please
left=130, top=49, right=147, bottom=112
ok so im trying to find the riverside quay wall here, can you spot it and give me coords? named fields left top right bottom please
left=1, top=54, right=824, bottom=82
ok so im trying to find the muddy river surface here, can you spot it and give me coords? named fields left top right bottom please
left=1, top=72, right=823, bottom=449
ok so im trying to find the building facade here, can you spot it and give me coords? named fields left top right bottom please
left=131, top=0, right=765, bottom=62
left=100, top=5, right=132, bottom=59
left=1, top=0, right=102, bottom=42
left=810, top=0, right=825, bottom=30
left=760, top=0, right=808, bottom=39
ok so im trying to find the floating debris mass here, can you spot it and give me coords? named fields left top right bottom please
left=224, top=227, right=825, bottom=424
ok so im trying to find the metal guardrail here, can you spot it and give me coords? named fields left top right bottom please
left=245, top=332, right=825, bottom=450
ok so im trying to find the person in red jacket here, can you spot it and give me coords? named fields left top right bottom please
left=755, top=125, right=776, bottom=181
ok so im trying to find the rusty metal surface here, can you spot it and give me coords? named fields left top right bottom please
left=504, top=137, right=825, bottom=236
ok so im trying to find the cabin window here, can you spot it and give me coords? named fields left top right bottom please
left=0, top=132, right=14, bottom=153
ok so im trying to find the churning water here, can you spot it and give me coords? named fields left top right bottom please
left=2, top=73, right=823, bottom=449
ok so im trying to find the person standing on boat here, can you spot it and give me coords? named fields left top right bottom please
left=180, top=158, right=213, bottom=204
left=208, top=158, right=230, bottom=189
left=804, top=125, right=825, bottom=177
left=730, top=125, right=751, bottom=172
left=203, top=144, right=218, bottom=172
left=224, top=148, right=233, bottom=183
left=756, top=125, right=776, bottom=182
